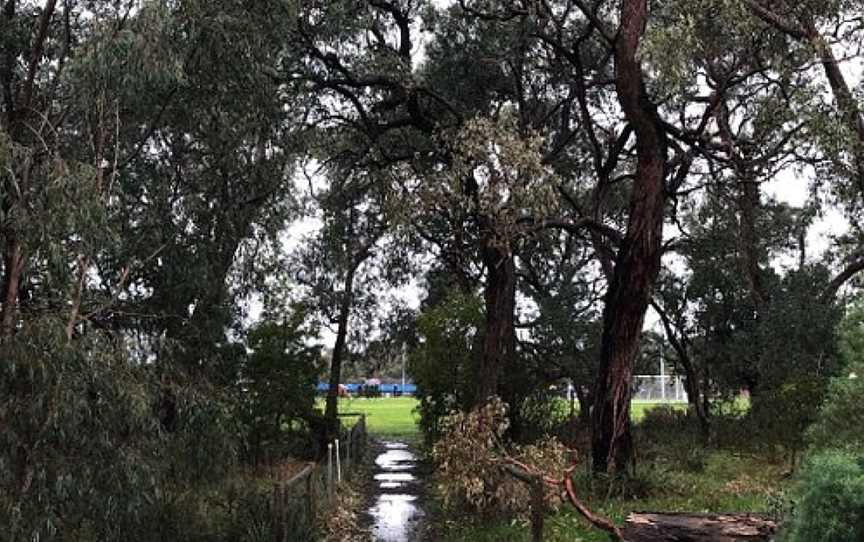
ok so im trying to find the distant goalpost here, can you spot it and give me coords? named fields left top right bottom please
left=632, top=343, right=689, bottom=403
left=564, top=374, right=689, bottom=403
left=631, top=374, right=688, bottom=403
left=563, top=346, right=690, bottom=403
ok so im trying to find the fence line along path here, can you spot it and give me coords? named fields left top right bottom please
left=270, top=414, right=368, bottom=541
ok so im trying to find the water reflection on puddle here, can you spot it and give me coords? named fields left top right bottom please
left=369, top=441, right=424, bottom=542
left=370, top=494, right=419, bottom=541
left=375, top=472, right=415, bottom=483
left=376, top=449, right=414, bottom=470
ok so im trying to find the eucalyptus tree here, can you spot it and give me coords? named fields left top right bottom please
left=458, top=0, right=851, bottom=473
left=392, top=3, right=610, bottom=409
left=291, top=0, right=864, bottom=476
left=291, top=166, right=397, bottom=435
left=736, top=0, right=864, bottom=294
left=519, top=227, right=605, bottom=426
left=91, top=1, right=306, bottom=380
left=0, top=1, right=290, bottom=535
left=744, top=0, right=864, bottom=206
left=0, top=0, right=140, bottom=340
left=646, top=0, right=864, bottom=450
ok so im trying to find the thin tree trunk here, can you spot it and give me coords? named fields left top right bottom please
left=592, top=0, right=667, bottom=476
left=0, top=0, right=58, bottom=341
left=1, top=237, right=24, bottom=339
left=65, top=255, right=89, bottom=341
left=576, top=385, right=592, bottom=426
left=324, top=263, right=357, bottom=436
left=653, top=301, right=710, bottom=439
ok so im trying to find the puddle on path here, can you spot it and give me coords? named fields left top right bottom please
left=367, top=441, right=425, bottom=542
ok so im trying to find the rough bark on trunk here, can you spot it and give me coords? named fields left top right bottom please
left=623, top=512, right=776, bottom=541
left=736, top=178, right=767, bottom=308
left=592, top=0, right=667, bottom=476
left=476, top=233, right=517, bottom=405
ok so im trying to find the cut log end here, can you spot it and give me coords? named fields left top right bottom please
left=622, top=512, right=777, bottom=542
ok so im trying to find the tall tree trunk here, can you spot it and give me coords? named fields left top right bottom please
left=736, top=178, right=767, bottom=307
left=324, top=263, right=357, bottom=436
left=476, top=230, right=517, bottom=405
left=679, top=357, right=710, bottom=438
left=592, top=0, right=667, bottom=476
left=717, top=102, right=769, bottom=311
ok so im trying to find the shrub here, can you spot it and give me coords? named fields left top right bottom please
left=411, top=291, right=482, bottom=443
left=781, top=450, right=864, bottom=542
left=807, top=300, right=864, bottom=452
left=807, top=362, right=864, bottom=452
left=0, top=322, right=164, bottom=540
left=240, top=312, right=320, bottom=463
left=636, top=405, right=706, bottom=472
left=0, top=319, right=253, bottom=541
left=432, top=398, right=569, bottom=519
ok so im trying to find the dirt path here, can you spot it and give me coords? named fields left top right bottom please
left=363, top=439, right=431, bottom=542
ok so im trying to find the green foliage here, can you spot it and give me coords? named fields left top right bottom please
left=807, top=300, right=864, bottom=452
left=0, top=318, right=275, bottom=541
left=778, top=302, right=864, bottom=540
left=637, top=406, right=707, bottom=473
left=162, top=379, right=244, bottom=485
left=781, top=450, right=864, bottom=542
left=744, top=269, right=843, bottom=456
left=241, top=309, right=321, bottom=461
left=432, top=398, right=568, bottom=519
left=411, top=290, right=483, bottom=442
left=839, top=299, right=864, bottom=368
left=0, top=321, right=163, bottom=540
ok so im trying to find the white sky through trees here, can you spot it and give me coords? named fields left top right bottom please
left=268, top=1, right=860, bottom=348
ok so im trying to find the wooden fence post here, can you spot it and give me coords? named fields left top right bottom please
left=531, top=474, right=545, bottom=542
left=306, top=469, right=315, bottom=531
left=327, top=443, right=334, bottom=502
left=281, top=483, right=288, bottom=542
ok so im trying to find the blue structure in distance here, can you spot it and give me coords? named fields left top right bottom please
left=316, top=382, right=416, bottom=395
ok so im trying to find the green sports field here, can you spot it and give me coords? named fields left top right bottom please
left=322, top=396, right=690, bottom=436
left=332, top=396, right=421, bottom=436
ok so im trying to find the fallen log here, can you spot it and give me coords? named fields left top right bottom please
left=622, top=512, right=777, bottom=542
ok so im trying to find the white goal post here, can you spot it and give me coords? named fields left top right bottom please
left=631, top=374, right=688, bottom=403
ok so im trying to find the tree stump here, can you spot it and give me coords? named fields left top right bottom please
left=622, top=512, right=777, bottom=541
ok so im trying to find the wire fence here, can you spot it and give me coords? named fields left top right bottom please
left=269, top=415, right=367, bottom=541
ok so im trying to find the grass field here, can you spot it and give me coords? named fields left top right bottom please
left=323, top=396, right=689, bottom=436
left=329, top=396, right=421, bottom=436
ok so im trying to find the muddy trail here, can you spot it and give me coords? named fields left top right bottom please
left=363, top=439, right=432, bottom=542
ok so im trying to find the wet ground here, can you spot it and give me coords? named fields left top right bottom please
left=365, top=440, right=428, bottom=542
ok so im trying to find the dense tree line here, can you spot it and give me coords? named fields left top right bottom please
left=1, top=0, right=863, bottom=538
